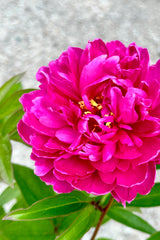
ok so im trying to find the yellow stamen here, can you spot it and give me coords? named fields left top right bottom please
left=78, top=100, right=87, bottom=110
left=97, top=104, right=102, bottom=110
left=84, top=111, right=91, bottom=114
left=105, top=122, right=112, bottom=128
left=90, top=99, right=98, bottom=107
left=90, top=99, right=102, bottom=110
left=105, top=112, right=114, bottom=117
left=95, top=95, right=104, bottom=100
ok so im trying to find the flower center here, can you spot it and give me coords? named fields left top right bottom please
left=90, top=99, right=102, bottom=110
left=78, top=97, right=113, bottom=132
left=78, top=97, right=103, bottom=114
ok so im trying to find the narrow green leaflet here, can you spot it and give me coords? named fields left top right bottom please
left=56, top=205, right=110, bottom=235
left=0, top=183, right=21, bottom=206
left=0, top=73, right=24, bottom=105
left=4, top=191, right=90, bottom=221
left=107, top=207, right=156, bottom=234
left=56, top=205, right=95, bottom=240
left=0, top=207, right=5, bottom=218
left=13, top=164, right=55, bottom=205
left=0, top=219, right=56, bottom=240
left=99, top=193, right=112, bottom=207
left=53, top=211, right=81, bottom=235
left=128, top=183, right=160, bottom=207
left=147, top=232, right=160, bottom=240
left=92, top=210, right=110, bottom=227
left=125, top=206, right=142, bottom=213
left=0, top=119, right=4, bottom=132
left=0, top=89, right=34, bottom=119
left=0, top=135, right=13, bottom=186
left=2, top=109, right=24, bottom=136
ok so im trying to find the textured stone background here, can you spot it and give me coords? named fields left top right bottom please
left=1, top=0, right=160, bottom=239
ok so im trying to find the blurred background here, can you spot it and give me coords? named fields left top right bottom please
left=0, top=0, right=160, bottom=239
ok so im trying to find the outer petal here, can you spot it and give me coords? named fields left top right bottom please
left=55, top=127, right=79, bottom=144
left=132, top=137, right=160, bottom=166
left=91, top=157, right=116, bottom=173
left=68, top=47, right=83, bottom=90
left=23, top=112, right=56, bottom=137
left=146, top=60, right=160, bottom=110
left=40, top=170, right=74, bottom=193
left=79, top=38, right=107, bottom=72
left=114, top=141, right=142, bottom=159
left=111, top=185, right=137, bottom=205
left=72, top=171, right=115, bottom=195
left=103, top=142, right=116, bottom=161
left=34, top=159, right=54, bottom=176
left=137, top=46, right=150, bottom=81
left=36, top=66, right=50, bottom=90
left=112, top=162, right=156, bottom=204
left=17, top=120, right=34, bottom=145
left=80, top=54, right=107, bottom=93
left=99, top=163, right=148, bottom=187
left=49, top=59, right=80, bottom=101
left=54, top=156, right=95, bottom=176
left=31, top=97, right=67, bottom=129
left=135, top=161, right=156, bottom=195
left=19, top=90, right=43, bottom=112
left=106, top=40, right=126, bottom=58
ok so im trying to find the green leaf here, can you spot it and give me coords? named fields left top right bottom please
left=0, top=219, right=56, bottom=240
left=0, top=135, right=13, bottom=186
left=0, top=183, right=21, bottom=206
left=56, top=205, right=95, bottom=240
left=4, top=191, right=90, bottom=221
left=0, top=89, right=34, bottom=119
left=99, top=193, right=112, bottom=207
left=0, top=73, right=24, bottom=105
left=0, top=119, right=4, bottom=132
left=55, top=204, right=106, bottom=235
left=147, top=231, right=160, bottom=240
left=108, top=207, right=156, bottom=234
left=54, top=211, right=81, bottom=235
left=156, top=165, right=160, bottom=170
left=128, top=183, right=160, bottom=207
left=0, top=207, right=5, bottom=218
left=2, top=109, right=24, bottom=136
left=125, top=206, right=142, bottom=213
left=91, top=209, right=110, bottom=228
left=13, top=164, right=55, bottom=205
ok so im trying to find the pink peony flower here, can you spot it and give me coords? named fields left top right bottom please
left=18, top=39, right=160, bottom=205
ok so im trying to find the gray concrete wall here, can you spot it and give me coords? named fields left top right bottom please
left=1, top=1, right=160, bottom=239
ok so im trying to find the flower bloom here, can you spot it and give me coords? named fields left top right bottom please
left=18, top=39, right=160, bottom=204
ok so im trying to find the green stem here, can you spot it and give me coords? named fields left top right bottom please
left=90, top=195, right=114, bottom=240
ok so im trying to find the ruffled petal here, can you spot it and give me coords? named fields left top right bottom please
left=54, top=156, right=94, bottom=176
left=72, top=171, right=115, bottom=195
left=40, top=170, right=74, bottom=193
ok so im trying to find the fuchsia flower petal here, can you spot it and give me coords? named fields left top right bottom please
left=18, top=39, right=160, bottom=205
